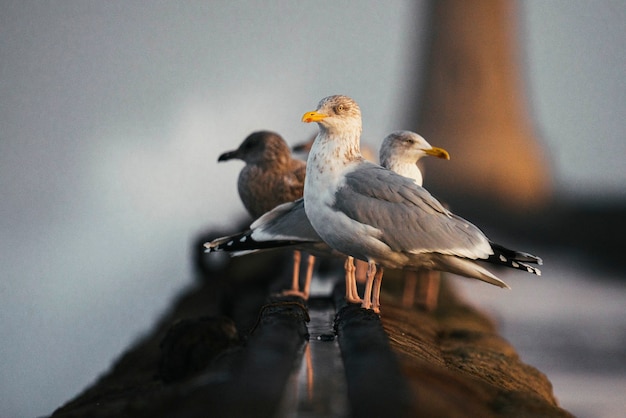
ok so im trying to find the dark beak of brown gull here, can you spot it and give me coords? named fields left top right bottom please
left=218, top=150, right=239, bottom=162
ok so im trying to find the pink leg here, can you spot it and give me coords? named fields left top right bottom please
left=344, top=257, right=362, bottom=303
left=402, top=270, right=418, bottom=308
left=416, top=270, right=441, bottom=312
left=280, top=250, right=307, bottom=299
left=292, top=250, right=301, bottom=291
left=350, top=259, right=361, bottom=300
left=301, top=254, right=315, bottom=299
left=360, top=262, right=376, bottom=310
left=371, top=266, right=384, bottom=314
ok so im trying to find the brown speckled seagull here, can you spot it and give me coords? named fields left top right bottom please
left=218, top=131, right=314, bottom=298
left=301, top=95, right=541, bottom=313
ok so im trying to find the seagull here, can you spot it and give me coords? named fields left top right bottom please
left=292, top=133, right=381, bottom=294
left=379, top=132, right=448, bottom=311
left=206, top=131, right=452, bottom=305
left=217, top=131, right=314, bottom=298
left=301, top=95, right=541, bottom=312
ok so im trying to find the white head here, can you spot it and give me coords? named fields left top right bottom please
left=379, top=131, right=450, bottom=186
left=301, top=95, right=362, bottom=138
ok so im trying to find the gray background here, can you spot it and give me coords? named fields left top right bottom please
left=1, top=1, right=625, bottom=417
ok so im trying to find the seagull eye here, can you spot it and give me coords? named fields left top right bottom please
left=335, top=104, right=345, bottom=113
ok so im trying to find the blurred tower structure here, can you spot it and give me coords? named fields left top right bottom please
left=414, top=0, right=552, bottom=212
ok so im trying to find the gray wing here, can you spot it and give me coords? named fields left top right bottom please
left=205, top=198, right=331, bottom=257
left=333, top=163, right=492, bottom=259
left=251, top=198, right=322, bottom=242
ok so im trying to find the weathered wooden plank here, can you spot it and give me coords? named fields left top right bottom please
left=333, top=285, right=414, bottom=418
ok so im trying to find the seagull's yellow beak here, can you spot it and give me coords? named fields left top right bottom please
left=425, top=147, right=450, bottom=160
left=302, top=111, right=328, bottom=123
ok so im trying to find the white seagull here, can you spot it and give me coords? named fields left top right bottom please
left=300, top=95, right=541, bottom=312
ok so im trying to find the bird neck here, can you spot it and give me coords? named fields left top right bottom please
left=385, top=160, right=424, bottom=186
left=310, top=127, right=361, bottom=165
left=304, top=129, right=362, bottom=200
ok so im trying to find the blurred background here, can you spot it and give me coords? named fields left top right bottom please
left=1, top=1, right=624, bottom=417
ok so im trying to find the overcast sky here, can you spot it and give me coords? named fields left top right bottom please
left=1, top=1, right=625, bottom=417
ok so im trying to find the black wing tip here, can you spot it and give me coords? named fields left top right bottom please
left=490, top=242, right=543, bottom=264
left=512, top=260, right=542, bottom=276
left=203, top=231, right=254, bottom=253
left=204, top=232, right=315, bottom=254
left=488, top=243, right=543, bottom=275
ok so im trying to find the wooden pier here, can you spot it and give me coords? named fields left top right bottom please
left=50, top=235, right=572, bottom=418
